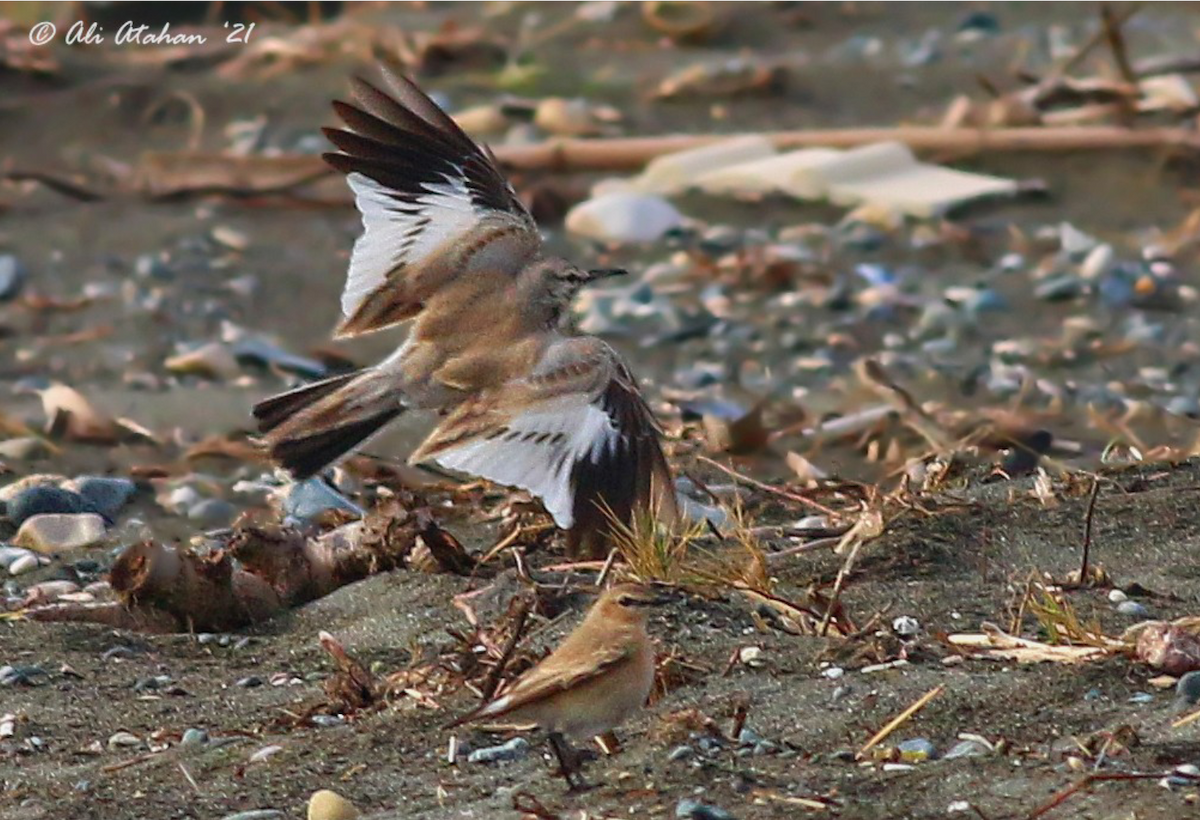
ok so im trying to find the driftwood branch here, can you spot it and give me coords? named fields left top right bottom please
left=9, top=124, right=1199, bottom=204
left=489, top=126, right=1200, bottom=172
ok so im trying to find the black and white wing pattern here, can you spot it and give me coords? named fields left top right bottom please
left=409, top=338, right=677, bottom=551
left=322, top=67, right=542, bottom=337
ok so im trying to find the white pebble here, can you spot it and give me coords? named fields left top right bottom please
left=9, top=554, right=39, bottom=576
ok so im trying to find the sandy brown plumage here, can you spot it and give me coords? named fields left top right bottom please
left=448, top=583, right=664, bottom=789
left=253, top=67, right=676, bottom=555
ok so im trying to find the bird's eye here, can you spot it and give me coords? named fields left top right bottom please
left=618, top=595, right=634, bottom=606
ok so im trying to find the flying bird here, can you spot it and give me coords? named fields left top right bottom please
left=253, top=68, right=677, bottom=556
left=448, top=583, right=666, bottom=789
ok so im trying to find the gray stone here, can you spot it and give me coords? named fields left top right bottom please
left=68, top=477, right=137, bottom=519
left=1116, top=600, right=1149, bottom=617
left=668, top=745, right=695, bottom=762
left=219, top=812, right=284, bottom=820
left=284, top=478, right=363, bottom=522
left=187, top=499, right=236, bottom=528
left=180, top=728, right=209, bottom=748
left=6, top=487, right=91, bottom=526
left=1176, top=671, right=1200, bottom=707
left=944, top=739, right=990, bottom=759
left=675, top=799, right=736, bottom=820
left=0, top=254, right=26, bottom=301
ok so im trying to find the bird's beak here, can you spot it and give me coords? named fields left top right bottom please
left=586, top=268, right=628, bottom=281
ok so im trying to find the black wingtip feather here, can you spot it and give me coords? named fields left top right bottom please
left=270, top=407, right=403, bottom=479
left=253, top=372, right=359, bottom=434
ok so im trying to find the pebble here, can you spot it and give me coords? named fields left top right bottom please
left=0, top=665, right=45, bottom=686
left=65, top=477, right=137, bottom=519
left=0, top=713, right=14, bottom=738
left=565, top=192, right=684, bottom=243
left=165, top=342, right=242, bottom=380
left=107, top=731, right=142, bottom=749
left=1107, top=589, right=1128, bottom=604
left=248, top=744, right=284, bottom=764
left=668, top=744, right=695, bottom=762
left=1116, top=600, right=1149, bottom=617
left=0, top=546, right=34, bottom=570
left=236, top=676, right=263, bottom=688
left=6, top=487, right=92, bottom=526
left=892, top=616, right=920, bottom=637
left=675, top=799, right=735, bottom=820
left=0, top=438, right=50, bottom=460
left=221, top=812, right=284, bottom=820
left=738, top=646, right=765, bottom=667
left=0, top=254, right=26, bottom=300
left=1034, top=274, right=1085, bottom=302
left=284, top=479, right=363, bottom=522
left=228, top=335, right=326, bottom=378
left=944, top=738, right=991, bottom=759
left=467, top=736, right=529, bottom=764
left=307, top=789, right=359, bottom=820
left=180, top=728, right=209, bottom=748
left=1176, top=671, right=1200, bottom=707
left=187, top=499, right=236, bottom=528
left=898, top=738, right=937, bottom=762
left=14, top=513, right=107, bottom=553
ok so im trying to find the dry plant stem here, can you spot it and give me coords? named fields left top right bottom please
left=1024, top=771, right=1165, bottom=820
left=480, top=598, right=531, bottom=701
left=856, top=684, right=946, bottom=760
left=697, top=456, right=838, bottom=516
left=818, top=534, right=864, bottom=637
left=765, top=535, right=844, bottom=563
left=1171, top=707, right=1200, bottom=729
left=1078, top=478, right=1101, bottom=582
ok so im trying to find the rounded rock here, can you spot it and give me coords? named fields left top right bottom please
left=15, top=513, right=107, bottom=554
left=180, top=728, right=209, bottom=748
left=308, top=789, right=359, bottom=820
left=1116, top=600, right=1149, bottom=617
left=67, top=477, right=137, bottom=520
left=0, top=254, right=26, bottom=301
left=1176, top=671, right=1200, bottom=707
left=9, top=553, right=40, bottom=575
left=6, top=487, right=91, bottom=526
left=675, top=799, right=735, bottom=820
left=187, top=499, right=236, bottom=528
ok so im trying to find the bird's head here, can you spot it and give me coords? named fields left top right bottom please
left=595, top=582, right=673, bottom=624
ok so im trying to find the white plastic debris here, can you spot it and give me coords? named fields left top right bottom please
left=565, top=192, right=684, bottom=243
left=696, top=147, right=842, bottom=196
left=633, top=135, right=776, bottom=195
left=813, top=142, right=1017, bottom=217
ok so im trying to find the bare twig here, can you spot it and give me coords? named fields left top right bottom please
left=1025, top=771, right=1165, bottom=820
left=480, top=598, right=532, bottom=701
left=697, top=456, right=838, bottom=515
left=1079, top=478, right=1101, bottom=582
left=856, top=684, right=945, bottom=760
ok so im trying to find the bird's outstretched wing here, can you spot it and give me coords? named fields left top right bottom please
left=323, top=67, right=541, bottom=337
left=410, top=338, right=677, bottom=537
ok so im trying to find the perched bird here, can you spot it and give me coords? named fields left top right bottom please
left=253, top=67, right=676, bottom=556
left=448, top=583, right=666, bottom=789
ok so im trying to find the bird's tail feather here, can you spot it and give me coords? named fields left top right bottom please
left=252, top=369, right=403, bottom=479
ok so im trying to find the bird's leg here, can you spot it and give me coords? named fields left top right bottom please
left=548, top=732, right=592, bottom=792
